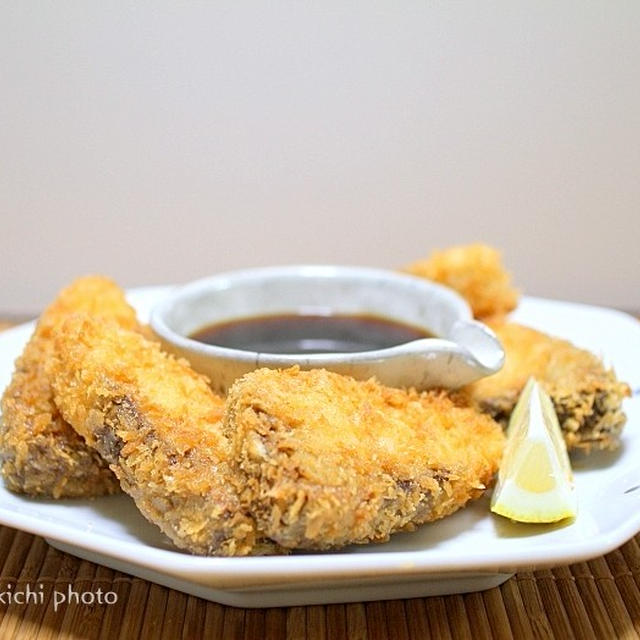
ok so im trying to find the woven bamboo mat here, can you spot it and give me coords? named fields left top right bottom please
left=0, top=527, right=639, bottom=638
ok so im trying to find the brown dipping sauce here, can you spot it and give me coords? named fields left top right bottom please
left=189, top=313, right=435, bottom=354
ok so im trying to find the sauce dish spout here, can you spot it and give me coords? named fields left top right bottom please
left=450, top=320, right=505, bottom=374
left=310, top=325, right=504, bottom=391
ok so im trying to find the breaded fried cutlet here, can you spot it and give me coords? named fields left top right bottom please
left=464, top=322, right=631, bottom=451
left=224, top=367, right=504, bottom=551
left=48, top=314, right=270, bottom=556
left=403, top=244, right=519, bottom=319
left=0, top=276, right=139, bottom=498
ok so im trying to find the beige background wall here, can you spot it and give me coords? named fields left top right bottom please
left=2, top=3, right=639, bottom=314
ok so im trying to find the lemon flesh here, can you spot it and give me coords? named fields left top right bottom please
left=491, top=377, right=577, bottom=523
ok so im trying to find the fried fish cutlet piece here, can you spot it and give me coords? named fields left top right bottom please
left=0, top=276, right=139, bottom=498
left=464, top=322, right=631, bottom=451
left=224, top=367, right=504, bottom=551
left=49, top=315, right=265, bottom=556
left=403, top=244, right=519, bottom=319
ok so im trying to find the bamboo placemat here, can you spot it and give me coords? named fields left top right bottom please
left=1, top=319, right=639, bottom=638
left=0, top=525, right=640, bottom=639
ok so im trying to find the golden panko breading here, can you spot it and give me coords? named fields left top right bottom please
left=0, top=276, right=139, bottom=497
left=224, top=367, right=504, bottom=550
left=403, top=244, right=519, bottom=319
left=48, top=314, right=272, bottom=556
left=464, top=322, right=631, bottom=451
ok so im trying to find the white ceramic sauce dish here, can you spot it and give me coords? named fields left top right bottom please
left=150, top=265, right=504, bottom=393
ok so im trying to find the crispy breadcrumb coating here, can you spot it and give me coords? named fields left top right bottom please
left=224, top=367, right=504, bottom=550
left=0, top=276, right=139, bottom=497
left=48, top=314, right=270, bottom=556
left=403, top=244, right=519, bottom=319
left=463, top=322, right=631, bottom=451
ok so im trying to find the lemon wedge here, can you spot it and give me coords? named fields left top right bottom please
left=491, top=377, right=577, bottom=523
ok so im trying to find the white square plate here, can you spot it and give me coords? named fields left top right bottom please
left=0, top=288, right=638, bottom=608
